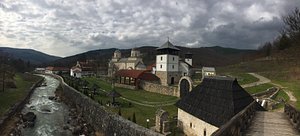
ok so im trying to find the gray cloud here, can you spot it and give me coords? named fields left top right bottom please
left=0, top=0, right=299, bottom=57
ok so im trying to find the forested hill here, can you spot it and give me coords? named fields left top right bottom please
left=50, top=46, right=256, bottom=68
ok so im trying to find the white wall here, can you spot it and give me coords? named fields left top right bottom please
left=185, top=58, right=192, bottom=66
left=178, top=108, right=219, bottom=136
left=156, top=54, right=179, bottom=72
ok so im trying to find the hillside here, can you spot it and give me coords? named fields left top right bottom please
left=0, top=47, right=61, bottom=65
left=50, top=46, right=256, bottom=68
left=218, top=46, right=300, bottom=109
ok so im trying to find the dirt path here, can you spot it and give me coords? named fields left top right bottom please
left=270, top=82, right=297, bottom=102
left=241, top=73, right=271, bottom=88
left=244, top=73, right=297, bottom=102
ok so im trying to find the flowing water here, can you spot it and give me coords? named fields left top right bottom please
left=21, top=75, right=72, bottom=136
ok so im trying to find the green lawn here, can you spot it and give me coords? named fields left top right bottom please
left=82, top=77, right=179, bottom=127
left=0, top=73, right=42, bottom=116
left=245, top=83, right=274, bottom=94
left=227, top=73, right=259, bottom=85
left=273, top=90, right=290, bottom=102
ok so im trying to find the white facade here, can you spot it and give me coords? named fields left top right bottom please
left=178, top=109, right=219, bottom=136
left=156, top=54, right=179, bottom=72
left=185, top=58, right=192, bottom=66
left=202, top=67, right=216, bottom=79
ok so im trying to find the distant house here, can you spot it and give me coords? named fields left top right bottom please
left=34, top=68, right=46, bottom=73
left=176, top=77, right=256, bottom=136
left=202, top=67, right=216, bottom=79
left=70, top=61, right=95, bottom=78
left=45, top=66, right=69, bottom=74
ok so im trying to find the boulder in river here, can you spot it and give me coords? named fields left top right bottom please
left=48, top=96, right=56, bottom=100
left=22, top=112, right=36, bottom=122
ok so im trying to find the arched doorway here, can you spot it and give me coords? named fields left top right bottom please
left=178, top=76, right=193, bottom=98
left=179, top=79, right=189, bottom=98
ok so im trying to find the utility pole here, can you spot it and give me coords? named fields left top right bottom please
left=2, top=65, right=5, bottom=92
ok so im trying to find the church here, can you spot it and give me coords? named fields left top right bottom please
left=108, top=40, right=194, bottom=87
left=108, top=48, right=146, bottom=77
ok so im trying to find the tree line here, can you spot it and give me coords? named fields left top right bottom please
left=259, top=8, right=300, bottom=57
left=0, top=50, right=34, bottom=92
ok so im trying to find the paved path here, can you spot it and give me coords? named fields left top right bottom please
left=241, top=73, right=271, bottom=88
left=270, top=82, right=297, bottom=102
left=242, top=73, right=297, bottom=102
left=244, top=111, right=300, bottom=136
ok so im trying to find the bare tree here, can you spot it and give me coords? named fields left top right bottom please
left=282, top=8, right=300, bottom=44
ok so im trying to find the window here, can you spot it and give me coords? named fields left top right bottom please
left=204, top=128, right=207, bottom=136
left=173, top=57, right=174, bottom=61
left=172, top=65, right=174, bottom=69
left=161, top=56, right=163, bottom=61
left=160, top=65, right=162, bottom=68
left=190, top=123, right=192, bottom=128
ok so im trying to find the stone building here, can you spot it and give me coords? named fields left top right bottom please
left=154, top=40, right=193, bottom=86
left=108, top=48, right=146, bottom=77
left=176, top=76, right=254, bottom=136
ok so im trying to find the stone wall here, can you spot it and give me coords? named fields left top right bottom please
left=51, top=74, right=163, bottom=136
left=139, top=80, right=179, bottom=97
left=0, top=77, right=44, bottom=134
left=115, top=83, right=137, bottom=90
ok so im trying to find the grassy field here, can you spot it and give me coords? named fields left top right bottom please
left=218, top=59, right=300, bottom=109
left=0, top=73, right=42, bottom=116
left=228, top=73, right=259, bottom=85
left=245, top=83, right=274, bottom=94
left=83, top=77, right=179, bottom=127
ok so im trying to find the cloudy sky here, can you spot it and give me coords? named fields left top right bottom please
left=0, top=0, right=299, bottom=57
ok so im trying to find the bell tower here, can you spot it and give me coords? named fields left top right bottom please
left=156, top=40, right=180, bottom=86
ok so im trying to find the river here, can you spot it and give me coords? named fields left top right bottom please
left=21, top=75, right=72, bottom=136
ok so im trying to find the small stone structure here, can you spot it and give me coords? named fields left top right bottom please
left=155, top=109, right=169, bottom=133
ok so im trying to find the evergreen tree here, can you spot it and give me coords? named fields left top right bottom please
left=132, top=112, right=136, bottom=123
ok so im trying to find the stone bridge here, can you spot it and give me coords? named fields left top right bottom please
left=212, top=102, right=300, bottom=136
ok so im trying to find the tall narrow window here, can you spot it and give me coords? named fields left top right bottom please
left=172, top=65, right=174, bottom=69
left=204, top=128, right=206, bottom=136
left=190, top=123, right=192, bottom=128
left=173, top=57, right=174, bottom=61
left=160, top=65, right=162, bottom=68
left=161, top=56, right=163, bottom=61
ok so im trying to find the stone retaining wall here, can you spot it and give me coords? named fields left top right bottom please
left=139, top=80, right=179, bottom=97
left=50, top=74, right=163, bottom=136
left=0, top=76, right=44, bottom=133
left=115, top=83, right=137, bottom=90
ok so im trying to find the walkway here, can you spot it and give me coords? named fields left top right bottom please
left=242, top=73, right=297, bottom=102
left=241, top=73, right=271, bottom=88
left=244, top=111, right=300, bottom=136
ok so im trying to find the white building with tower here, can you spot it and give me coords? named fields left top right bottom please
left=154, top=40, right=194, bottom=86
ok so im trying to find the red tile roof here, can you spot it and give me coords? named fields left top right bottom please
left=115, top=69, right=159, bottom=81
